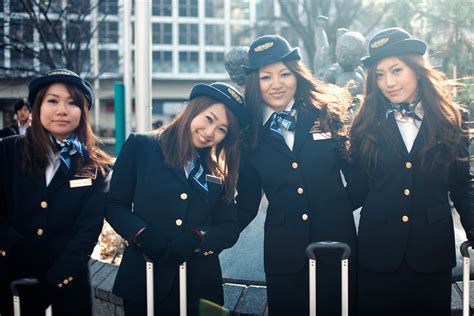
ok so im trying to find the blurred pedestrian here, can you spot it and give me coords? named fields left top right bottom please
left=0, top=98, right=31, bottom=138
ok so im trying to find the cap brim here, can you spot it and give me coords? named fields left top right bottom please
left=28, top=75, right=94, bottom=109
left=361, top=39, right=427, bottom=68
left=242, top=48, right=301, bottom=75
left=190, top=84, right=247, bottom=127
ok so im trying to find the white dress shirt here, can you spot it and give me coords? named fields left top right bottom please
left=45, top=150, right=61, bottom=186
left=393, top=102, right=424, bottom=153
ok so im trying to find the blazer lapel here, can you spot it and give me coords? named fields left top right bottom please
left=386, top=116, right=410, bottom=158
left=293, top=105, right=320, bottom=155
left=207, top=180, right=223, bottom=205
left=260, top=127, right=295, bottom=160
left=408, top=119, right=427, bottom=157
left=172, top=168, right=189, bottom=188
left=48, top=161, right=71, bottom=193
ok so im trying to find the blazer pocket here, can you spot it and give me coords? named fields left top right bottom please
left=426, top=203, right=451, bottom=224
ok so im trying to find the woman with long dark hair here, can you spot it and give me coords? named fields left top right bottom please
left=351, top=27, right=473, bottom=315
left=0, top=69, right=112, bottom=315
left=106, top=82, right=246, bottom=315
left=236, top=34, right=357, bottom=315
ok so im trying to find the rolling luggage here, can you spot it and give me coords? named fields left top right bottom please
left=306, top=241, right=351, bottom=316
left=10, top=278, right=53, bottom=316
left=460, top=240, right=474, bottom=316
left=146, top=259, right=187, bottom=316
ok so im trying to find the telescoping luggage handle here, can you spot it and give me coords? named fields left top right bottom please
left=306, top=241, right=351, bottom=316
left=146, top=259, right=187, bottom=316
left=460, top=240, right=474, bottom=316
left=10, top=278, right=53, bottom=316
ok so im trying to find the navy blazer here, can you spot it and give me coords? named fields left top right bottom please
left=106, top=133, right=240, bottom=310
left=236, top=103, right=358, bottom=274
left=0, top=135, right=110, bottom=313
left=351, top=111, right=474, bottom=273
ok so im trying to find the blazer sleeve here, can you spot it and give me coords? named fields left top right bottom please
left=449, top=110, right=474, bottom=238
left=44, top=168, right=111, bottom=286
left=234, top=155, right=263, bottom=231
left=336, top=137, right=370, bottom=210
left=345, top=159, right=370, bottom=210
left=199, top=197, right=240, bottom=253
left=0, top=137, right=24, bottom=258
left=105, top=134, right=148, bottom=242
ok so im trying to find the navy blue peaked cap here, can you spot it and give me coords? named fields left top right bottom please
left=28, top=69, right=95, bottom=109
left=242, top=35, right=301, bottom=74
left=189, top=82, right=247, bottom=127
left=361, top=27, right=427, bottom=68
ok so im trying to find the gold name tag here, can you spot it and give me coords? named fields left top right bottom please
left=206, top=174, right=223, bottom=185
left=312, top=132, right=332, bottom=141
left=70, top=178, right=92, bottom=188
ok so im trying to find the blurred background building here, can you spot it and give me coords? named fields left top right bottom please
left=0, top=0, right=471, bottom=138
left=0, top=0, right=302, bottom=134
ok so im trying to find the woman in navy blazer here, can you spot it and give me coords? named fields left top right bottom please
left=236, top=35, right=357, bottom=316
left=351, top=27, right=474, bottom=315
left=0, top=69, right=112, bottom=316
left=106, top=82, right=246, bottom=315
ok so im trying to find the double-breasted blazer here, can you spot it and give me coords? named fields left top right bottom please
left=236, top=102, right=358, bottom=274
left=351, top=111, right=474, bottom=274
left=106, top=133, right=240, bottom=312
left=0, top=135, right=110, bottom=315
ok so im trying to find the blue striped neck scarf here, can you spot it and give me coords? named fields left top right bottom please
left=51, top=134, right=84, bottom=170
left=187, top=154, right=208, bottom=192
left=386, top=101, right=422, bottom=121
left=269, top=107, right=297, bottom=141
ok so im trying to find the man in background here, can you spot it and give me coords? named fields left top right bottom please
left=0, top=98, right=31, bottom=138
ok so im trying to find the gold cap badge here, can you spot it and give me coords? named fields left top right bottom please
left=254, top=42, right=274, bottom=52
left=228, top=88, right=243, bottom=103
left=48, top=70, right=74, bottom=76
left=371, top=37, right=389, bottom=49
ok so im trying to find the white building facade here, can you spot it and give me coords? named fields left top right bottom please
left=0, top=0, right=300, bottom=132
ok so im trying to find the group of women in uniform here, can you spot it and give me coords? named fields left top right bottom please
left=0, top=26, right=472, bottom=316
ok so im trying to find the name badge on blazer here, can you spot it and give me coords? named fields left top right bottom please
left=206, top=174, right=223, bottom=185
left=70, top=178, right=92, bottom=188
left=312, top=132, right=332, bottom=141
left=310, top=119, right=331, bottom=141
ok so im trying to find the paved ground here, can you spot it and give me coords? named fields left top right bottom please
left=220, top=195, right=268, bottom=284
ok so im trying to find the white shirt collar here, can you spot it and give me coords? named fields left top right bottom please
left=263, top=99, right=295, bottom=125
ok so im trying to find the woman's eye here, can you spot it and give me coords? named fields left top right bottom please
left=281, top=72, right=292, bottom=77
left=259, top=75, right=270, bottom=80
left=47, top=99, right=58, bottom=104
left=219, top=127, right=227, bottom=134
left=205, top=115, right=213, bottom=123
left=375, top=72, right=384, bottom=79
left=393, top=68, right=402, bottom=74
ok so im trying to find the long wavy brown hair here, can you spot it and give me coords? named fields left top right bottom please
left=350, top=54, right=468, bottom=172
left=243, top=59, right=351, bottom=151
left=20, top=84, right=112, bottom=176
left=156, top=96, right=240, bottom=203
